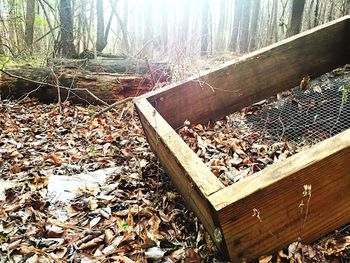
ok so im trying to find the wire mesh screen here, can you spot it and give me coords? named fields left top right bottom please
left=243, top=67, right=350, bottom=145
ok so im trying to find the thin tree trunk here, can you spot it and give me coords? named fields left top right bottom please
left=0, top=36, right=4, bottom=55
left=239, top=0, right=252, bottom=53
left=313, top=0, right=320, bottom=27
left=96, top=0, right=105, bottom=52
left=215, top=0, right=227, bottom=52
left=201, top=0, right=209, bottom=56
left=229, top=0, right=243, bottom=51
left=161, top=2, right=168, bottom=54
left=180, top=1, right=190, bottom=55
left=110, top=0, right=129, bottom=53
left=24, top=0, right=35, bottom=53
left=328, top=2, right=335, bottom=22
left=268, top=0, right=278, bottom=43
left=122, top=0, right=129, bottom=52
left=249, top=0, right=260, bottom=51
left=59, top=0, right=76, bottom=58
left=289, top=0, right=306, bottom=36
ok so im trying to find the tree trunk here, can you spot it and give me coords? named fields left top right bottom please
left=201, top=0, right=209, bottom=56
left=59, top=0, right=76, bottom=58
left=142, top=2, right=153, bottom=58
left=96, top=0, right=108, bottom=52
left=47, top=58, right=171, bottom=82
left=268, top=0, right=278, bottom=44
left=239, top=0, right=252, bottom=53
left=161, top=1, right=168, bottom=55
left=289, top=0, right=306, bottom=36
left=0, top=34, right=4, bottom=55
left=24, top=0, right=35, bottom=53
left=215, top=0, right=227, bottom=52
left=0, top=67, right=155, bottom=104
left=229, top=0, right=243, bottom=51
left=249, top=0, right=260, bottom=51
left=122, top=0, right=129, bottom=52
left=180, top=1, right=190, bottom=55
left=110, top=0, right=129, bottom=53
left=313, top=0, right=320, bottom=27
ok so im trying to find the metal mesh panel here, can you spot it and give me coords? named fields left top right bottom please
left=243, top=68, right=350, bottom=145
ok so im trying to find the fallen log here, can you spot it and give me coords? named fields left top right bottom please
left=0, top=66, right=155, bottom=104
left=48, top=58, right=171, bottom=82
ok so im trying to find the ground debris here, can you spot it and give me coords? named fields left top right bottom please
left=0, top=99, right=221, bottom=262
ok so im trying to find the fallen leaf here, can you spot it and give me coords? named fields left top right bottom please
left=145, top=246, right=165, bottom=259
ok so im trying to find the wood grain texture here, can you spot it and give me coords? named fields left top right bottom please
left=209, top=129, right=350, bottom=261
left=140, top=15, right=349, bottom=129
left=135, top=16, right=350, bottom=262
left=134, top=98, right=227, bottom=253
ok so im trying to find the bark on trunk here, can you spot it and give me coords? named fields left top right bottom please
left=24, top=0, right=35, bottom=53
left=239, top=0, right=252, bottom=53
left=201, top=0, right=209, bottom=56
left=229, top=0, right=243, bottom=51
left=60, top=0, right=76, bottom=58
left=47, top=58, right=171, bottom=82
left=0, top=67, right=159, bottom=104
left=249, top=0, right=260, bottom=51
left=289, top=0, right=306, bottom=36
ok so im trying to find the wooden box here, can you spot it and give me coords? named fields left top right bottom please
left=135, top=16, right=350, bottom=262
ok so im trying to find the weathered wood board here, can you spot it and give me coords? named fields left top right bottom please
left=210, top=129, right=350, bottom=261
left=140, top=16, right=349, bottom=130
left=135, top=16, right=350, bottom=262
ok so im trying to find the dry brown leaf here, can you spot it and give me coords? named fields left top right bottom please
left=46, top=225, right=64, bottom=238
left=89, top=216, right=101, bottom=228
left=11, top=163, right=21, bottom=173
left=230, top=138, right=246, bottom=156
left=78, top=235, right=104, bottom=250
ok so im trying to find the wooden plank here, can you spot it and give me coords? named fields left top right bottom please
left=139, top=16, right=349, bottom=129
left=134, top=98, right=227, bottom=253
left=209, top=129, right=350, bottom=261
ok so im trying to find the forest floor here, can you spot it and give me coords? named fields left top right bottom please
left=1, top=98, right=350, bottom=263
left=0, top=99, right=222, bottom=262
left=0, top=63, right=350, bottom=262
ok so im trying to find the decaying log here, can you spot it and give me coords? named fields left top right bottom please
left=0, top=66, right=154, bottom=104
left=48, top=58, right=171, bottom=82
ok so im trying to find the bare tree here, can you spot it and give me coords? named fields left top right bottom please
left=289, top=0, right=306, bottom=36
left=161, top=1, right=168, bottom=55
left=59, top=0, right=76, bottom=58
left=96, top=0, right=114, bottom=52
left=240, top=0, right=252, bottom=52
left=24, top=0, right=35, bottom=53
left=215, top=0, right=227, bottom=52
left=229, top=0, right=243, bottom=51
left=201, top=0, right=209, bottom=56
left=313, top=0, right=320, bottom=27
left=249, top=0, right=261, bottom=51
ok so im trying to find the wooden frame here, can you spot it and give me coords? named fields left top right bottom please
left=135, top=16, right=350, bottom=262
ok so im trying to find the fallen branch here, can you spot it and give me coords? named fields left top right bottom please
left=95, top=96, right=135, bottom=117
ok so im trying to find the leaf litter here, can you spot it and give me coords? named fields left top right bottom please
left=0, top=99, right=221, bottom=262
left=178, top=66, right=350, bottom=187
left=0, top=65, right=349, bottom=262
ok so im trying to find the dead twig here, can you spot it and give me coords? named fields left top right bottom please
left=94, top=96, right=135, bottom=117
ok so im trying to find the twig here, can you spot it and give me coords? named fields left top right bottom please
left=145, top=57, right=156, bottom=88
left=94, top=96, right=134, bottom=117
left=49, top=68, right=62, bottom=112
left=0, top=69, right=109, bottom=106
